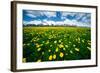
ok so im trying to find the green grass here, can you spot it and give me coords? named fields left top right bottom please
left=23, top=27, right=91, bottom=63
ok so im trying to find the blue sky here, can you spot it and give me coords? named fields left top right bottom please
left=23, top=10, right=91, bottom=27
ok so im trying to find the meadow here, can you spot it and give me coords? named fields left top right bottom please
left=23, top=27, right=91, bottom=63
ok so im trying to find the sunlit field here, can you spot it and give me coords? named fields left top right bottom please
left=23, top=27, right=91, bottom=63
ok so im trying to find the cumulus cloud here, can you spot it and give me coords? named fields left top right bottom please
left=41, top=11, right=56, bottom=18
left=42, top=19, right=55, bottom=25
left=23, top=10, right=91, bottom=27
left=24, top=18, right=90, bottom=27
left=25, top=10, right=42, bottom=18
left=26, top=13, right=37, bottom=18
left=25, top=10, right=56, bottom=18
left=62, top=12, right=76, bottom=17
left=23, top=20, right=42, bottom=25
left=61, top=12, right=91, bottom=26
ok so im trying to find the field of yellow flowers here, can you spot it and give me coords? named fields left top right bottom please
left=23, top=27, right=91, bottom=63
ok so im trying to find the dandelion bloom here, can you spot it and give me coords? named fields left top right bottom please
left=59, top=44, right=64, bottom=48
left=53, top=54, right=56, bottom=59
left=37, top=59, right=41, bottom=62
left=55, top=47, right=59, bottom=52
left=49, top=55, right=52, bottom=60
left=59, top=52, right=64, bottom=58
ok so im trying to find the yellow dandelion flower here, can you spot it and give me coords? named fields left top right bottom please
left=37, top=48, right=41, bottom=51
left=75, top=48, right=80, bottom=52
left=22, top=58, right=26, bottom=63
left=53, top=54, right=56, bottom=59
left=59, top=44, right=64, bottom=48
left=70, top=50, right=73, bottom=54
left=49, top=55, right=52, bottom=60
left=59, top=52, right=64, bottom=58
left=55, top=47, right=59, bottom=52
left=37, top=59, right=41, bottom=62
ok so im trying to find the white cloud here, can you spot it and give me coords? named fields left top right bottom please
left=61, top=12, right=91, bottom=27
left=62, top=12, right=89, bottom=21
left=25, top=10, right=42, bottom=18
left=42, top=19, right=55, bottom=25
left=62, top=12, right=76, bottom=17
left=26, top=13, right=37, bottom=18
left=42, top=11, right=56, bottom=18
left=74, top=13, right=86, bottom=20
left=25, top=10, right=34, bottom=14
left=63, top=19, right=90, bottom=27
left=63, top=19, right=75, bottom=25
left=23, top=20, right=42, bottom=25
left=79, top=14, right=91, bottom=24
left=23, top=21, right=29, bottom=25
left=25, top=10, right=56, bottom=18
left=24, top=10, right=91, bottom=27
left=23, top=18, right=90, bottom=27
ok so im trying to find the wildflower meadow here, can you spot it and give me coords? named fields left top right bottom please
left=23, top=27, right=91, bottom=62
